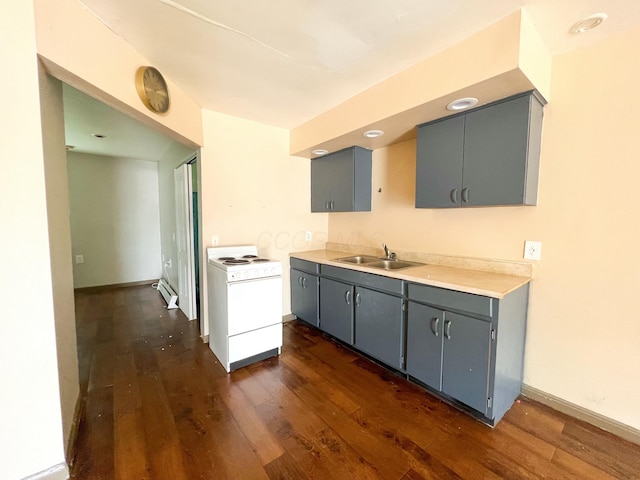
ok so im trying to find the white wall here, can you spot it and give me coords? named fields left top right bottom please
left=67, top=152, right=162, bottom=288
left=40, top=66, right=80, bottom=456
left=0, top=1, right=67, bottom=478
left=157, top=143, right=197, bottom=292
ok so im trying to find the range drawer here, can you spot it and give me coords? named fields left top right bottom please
left=290, top=257, right=320, bottom=275
left=408, top=283, right=493, bottom=319
left=321, top=265, right=403, bottom=295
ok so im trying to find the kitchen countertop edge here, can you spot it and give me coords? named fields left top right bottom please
left=290, top=249, right=532, bottom=299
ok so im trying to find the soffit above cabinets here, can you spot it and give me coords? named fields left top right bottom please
left=291, top=11, right=551, bottom=158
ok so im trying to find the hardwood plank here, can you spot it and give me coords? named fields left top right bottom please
left=72, top=386, right=114, bottom=479
left=114, top=412, right=148, bottom=480
left=138, top=373, right=189, bottom=480
left=215, top=375, right=285, bottom=465
left=264, top=452, right=311, bottom=480
left=255, top=364, right=385, bottom=480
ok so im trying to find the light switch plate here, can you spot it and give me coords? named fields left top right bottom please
left=305, top=231, right=312, bottom=241
left=211, top=235, right=219, bottom=246
left=524, top=241, right=542, bottom=260
left=75, top=255, right=84, bottom=264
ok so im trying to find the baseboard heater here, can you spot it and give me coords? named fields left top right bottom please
left=157, top=279, right=178, bottom=309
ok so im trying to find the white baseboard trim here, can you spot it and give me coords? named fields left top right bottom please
left=21, top=463, right=69, bottom=480
left=521, top=384, right=640, bottom=446
left=283, top=313, right=296, bottom=322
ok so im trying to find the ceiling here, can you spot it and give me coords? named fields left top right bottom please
left=64, top=0, right=640, bottom=159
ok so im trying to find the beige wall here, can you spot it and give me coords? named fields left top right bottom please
left=67, top=152, right=163, bottom=288
left=0, top=1, right=67, bottom=478
left=200, top=110, right=329, bottom=335
left=327, top=25, right=640, bottom=430
left=34, top=0, right=203, bottom=150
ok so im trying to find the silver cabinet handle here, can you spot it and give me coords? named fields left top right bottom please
left=302, top=277, right=306, bottom=288
left=431, top=317, right=440, bottom=336
left=330, top=200, right=335, bottom=211
left=355, top=292, right=361, bottom=307
left=444, top=320, right=452, bottom=339
left=298, top=276, right=303, bottom=286
left=462, top=187, right=469, bottom=203
left=325, top=200, right=330, bottom=211
left=450, top=189, right=458, bottom=203
left=345, top=290, right=351, bottom=305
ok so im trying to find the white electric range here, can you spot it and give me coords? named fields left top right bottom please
left=206, top=245, right=283, bottom=372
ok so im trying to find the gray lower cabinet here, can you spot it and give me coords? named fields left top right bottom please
left=407, top=303, right=491, bottom=415
left=311, top=146, right=372, bottom=212
left=416, top=91, right=545, bottom=208
left=354, top=286, right=404, bottom=370
left=319, top=277, right=354, bottom=344
left=318, top=265, right=404, bottom=369
left=290, top=258, right=320, bottom=327
left=290, top=269, right=319, bottom=327
left=406, top=282, right=528, bottom=425
left=289, top=256, right=529, bottom=425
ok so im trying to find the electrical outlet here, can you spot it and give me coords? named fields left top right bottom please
left=211, top=235, right=219, bottom=246
left=305, top=230, right=312, bottom=241
left=75, top=255, right=84, bottom=264
left=524, top=241, right=542, bottom=260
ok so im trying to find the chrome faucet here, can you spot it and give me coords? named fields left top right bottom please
left=382, top=243, right=397, bottom=260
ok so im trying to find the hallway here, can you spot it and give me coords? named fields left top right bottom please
left=71, top=285, right=640, bottom=479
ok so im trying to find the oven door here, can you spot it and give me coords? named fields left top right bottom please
left=227, top=276, right=282, bottom=336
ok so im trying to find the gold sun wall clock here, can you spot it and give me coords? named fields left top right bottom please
left=135, top=66, right=170, bottom=114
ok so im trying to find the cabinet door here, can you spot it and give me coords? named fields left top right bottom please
left=319, top=277, right=354, bottom=344
left=290, top=269, right=319, bottom=327
left=310, top=158, right=333, bottom=212
left=354, top=287, right=404, bottom=369
left=325, top=149, right=356, bottom=212
left=462, top=94, right=531, bottom=206
left=406, top=302, right=444, bottom=390
left=442, top=312, right=492, bottom=415
left=415, top=115, right=465, bottom=208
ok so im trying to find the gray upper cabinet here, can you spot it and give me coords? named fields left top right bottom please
left=416, top=91, right=545, bottom=208
left=311, top=146, right=372, bottom=212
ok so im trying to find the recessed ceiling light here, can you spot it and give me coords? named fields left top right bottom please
left=91, top=133, right=107, bottom=139
left=363, top=129, right=384, bottom=138
left=570, top=13, right=607, bottom=34
left=312, top=149, right=328, bottom=156
left=446, top=97, right=479, bottom=111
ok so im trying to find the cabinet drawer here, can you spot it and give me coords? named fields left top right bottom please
left=290, top=257, right=319, bottom=274
left=408, top=283, right=493, bottom=319
left=321, top=265, right=403, bottom=295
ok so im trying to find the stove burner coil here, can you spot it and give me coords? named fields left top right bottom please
left=223, top=259, right=251, bottom=265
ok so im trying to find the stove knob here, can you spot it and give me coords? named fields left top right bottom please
left=254, top=269, right=259, bottom=277
left=271, top=267, right=276, bottom=275
left=244, top=271, right=249, bottom=278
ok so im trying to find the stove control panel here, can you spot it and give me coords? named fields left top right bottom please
left=228, top=264, right=282, bottom=281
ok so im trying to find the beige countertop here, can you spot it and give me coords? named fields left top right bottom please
left=290, top=249, right=531, bottom=299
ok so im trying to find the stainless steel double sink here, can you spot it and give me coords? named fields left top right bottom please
left=336, top=255, right=424, bottom=271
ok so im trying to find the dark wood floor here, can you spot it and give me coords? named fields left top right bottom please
left=71, top=285, right=640, bottom=479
